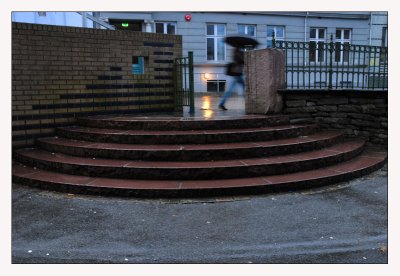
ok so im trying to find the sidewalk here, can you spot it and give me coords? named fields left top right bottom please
left=12, top=164, right=387, bottom=264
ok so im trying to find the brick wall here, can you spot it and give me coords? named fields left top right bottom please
left=280, top=90, right=388, bottom=146
left=12, top=23, right=182, bottom=147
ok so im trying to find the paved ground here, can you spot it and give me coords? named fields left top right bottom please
left=11, top=95, right=388, bottom=264
left=12, top=164, right=387, bottom=264
left=183, top=93, right=246, bottom=118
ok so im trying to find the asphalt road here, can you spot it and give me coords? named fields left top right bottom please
left=12, top=165, right=388, bottom=264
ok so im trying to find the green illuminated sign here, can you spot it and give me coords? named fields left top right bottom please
left=121, top=22, right=129, bottom=27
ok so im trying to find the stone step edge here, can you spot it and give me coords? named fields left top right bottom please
left=15, top=140, right=365, bottom=181
left=57, top=123, right=319, bottom=137
left=56, top=124, right=319, bottom=144
left=78, top=114, right=283, bottom=121
left=77, top=114, right=290, bottom=130
left=12, top=149, right=387, bottom=198
left=58, top=123, right=317, bottom=136
left=16, top=139, right=365, bottom=170
left=36, top=131, right=345, bottom=162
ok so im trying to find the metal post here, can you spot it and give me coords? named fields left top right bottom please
left=217, top=74, right=220, bottom=94
left=328, top=34, right=333, bottom=89
left=188, top=51, right=195, bottom=114
left=272, top=31, right=276, bottom=48
left=173, top=61, right=177, bottom=110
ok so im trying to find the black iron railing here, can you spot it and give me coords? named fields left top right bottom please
left=272, top=35, right=388, bottom=90
left=174, top=51, right=195, bottom=113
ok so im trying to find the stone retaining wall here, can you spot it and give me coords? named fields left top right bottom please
left=279, top=90, right=388, bottom=146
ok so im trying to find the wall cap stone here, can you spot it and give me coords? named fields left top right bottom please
left=279, top=89, right=388, bottom=98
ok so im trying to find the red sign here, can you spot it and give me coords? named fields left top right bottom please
left=184, top=14, right=192, bottom=21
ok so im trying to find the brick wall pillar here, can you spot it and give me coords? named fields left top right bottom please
left=244, top=48, right=285, bottom=114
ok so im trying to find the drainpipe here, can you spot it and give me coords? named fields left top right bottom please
left=369, top=12, right=372, bottom=46
left=305, top=12, right=309, bottom=43
left=304, top=12, right=309, bottom=66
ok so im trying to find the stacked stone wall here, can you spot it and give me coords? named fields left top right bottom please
left=280, top=90, right=387, bottom=146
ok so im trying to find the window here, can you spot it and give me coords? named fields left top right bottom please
left=309, top=28, right=326, bottom=62
left=108, top=19, right=142, bottom=31
left=266, top=26, right=285, bottom=48
left=335, top=29, right=351, bottom=62
left=206, top=23, right=226, bottom=61
left=207, top=80, right=226, bottom=93
left=238, top=24, right=256, bottom=37
left=155, top=22, right=176, bottom=34
left=132, top=56, right=144, bottom=74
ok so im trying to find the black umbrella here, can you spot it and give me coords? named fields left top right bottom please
left=224, top=35, right=259, bottom=48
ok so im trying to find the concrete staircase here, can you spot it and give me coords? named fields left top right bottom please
left=12, top=114, right=387, bottom=197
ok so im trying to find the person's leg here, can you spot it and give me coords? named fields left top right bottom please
left=238, top=75, right=245, bottom=96
left=219, top=77, right=238, bottom=108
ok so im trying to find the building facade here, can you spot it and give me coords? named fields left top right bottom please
left=12, top=11, right=388, bottom=93
left=95, top=12, right=388, bottom=94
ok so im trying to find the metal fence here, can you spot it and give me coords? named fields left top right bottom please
left=272, top=35, right=388, bottom=90
left=174, top=51, right=195, bottom=114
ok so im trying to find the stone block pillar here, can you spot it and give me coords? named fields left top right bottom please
left=244, top=48, right=285, bottom=114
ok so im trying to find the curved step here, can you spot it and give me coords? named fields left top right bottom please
left=57, top=124, right=319, bottom=144
left=36, top=131, right=345, bottom=161
left=15, top=140, right=365, bottom=180
left=12, top=148, right=387, bottom=197
left=77, top=114, right=290, bottom=130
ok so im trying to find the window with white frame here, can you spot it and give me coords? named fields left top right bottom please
left=309, top=28, right=326, bottom=62
left=155, top=22, right=176, bottom=34
left=266, top=26, right=285, bottom=48
left=206, top=23, right=226, bottom=61
left=238, top=24, right=256, bottom=37
left=335, top=29, right=351, bottom=62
